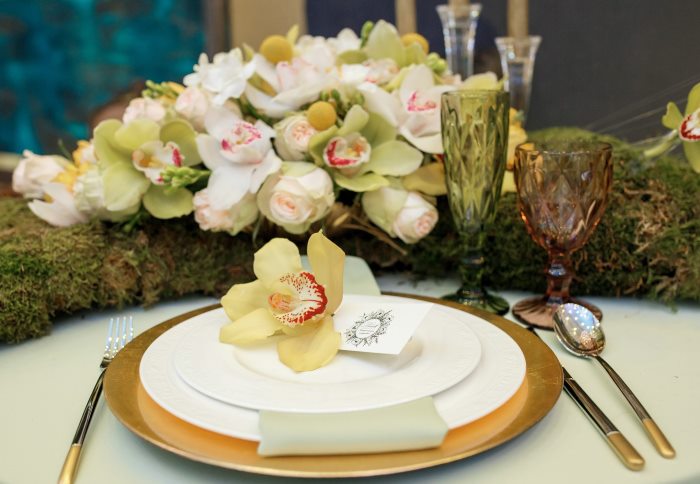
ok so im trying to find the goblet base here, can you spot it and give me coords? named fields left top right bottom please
left=512, top=295, right=603, bottom=330
left=443, top=289, right=510, bottom=315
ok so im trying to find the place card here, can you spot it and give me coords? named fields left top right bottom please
left=333, top=295, right=434, bottom=355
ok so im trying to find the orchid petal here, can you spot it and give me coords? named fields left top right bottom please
left=307, top=232, right=345, bottom=314
left=28, top=183, right=87, bottom=227
left=250, top=150, right=282, bottom=194
left=159, top=119, right=201, bottom=166
left=361, top=112, right=397, bottom=146
left=204, top=105, right=242, bottom=138
left=358, top=82, right=401, bottom=127
left=207, top=165, right=252, bottom=210
left=365, top=20, right=404, bottom=65
left=337, top=49, right=367, bottom=64
left=277, top=315, right=340, bottom=372
left=142, top=185, right=194, bottom=219
left=334, top=172, right=389, bottom=192
left=686, top=82, right=700, bottom=115
left=399, top=126, right=444, bottom=154
left=682, top=139, right=700, bottom=173
left=196, top=134, right=229, bottom=170
left=253, top=238, right=303, bottom=287
left=114, top=119, right=160, bottom=152
left=402, top=162, right=447, bottom=196
left=219, top=307, right=283, bottom=345
left=245, top=84, right=292, bottom=119
left=662, top=103, right=683, bottom=130
left=362, top=186, right=408, bottom=236
left=366, top=140, right=423, bottom=176
left=337, top=105, right=370, bottom=136
left=399, top=65, right=435, bottom=103
left=93, top=119, right=131, bottom=167
left=308, top=126, right=339, bottom=165
left=221, top=280, right=269, bottom=321
left=461, top=72, right=500, bottom=90
left=102, top=162, right=150, bottom=211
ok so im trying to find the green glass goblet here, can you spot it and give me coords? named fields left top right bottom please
left=440, top=90, right=510, bottom=315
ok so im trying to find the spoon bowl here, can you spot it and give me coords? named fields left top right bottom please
left=553, top=303, right=605, bottom=357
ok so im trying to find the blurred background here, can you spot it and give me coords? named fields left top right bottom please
left=1, top=0, right=699, bottom=157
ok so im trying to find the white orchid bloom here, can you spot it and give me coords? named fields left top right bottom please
left=295, top=35, right=337, bottom=72
left=28, top=183, right=88, bottom=227
left=246, top=55, right=333, bottom=119
left=12, top=150, right=69, bottom=198
left=131, top=140, right=186, bottom=184
left=196, top=106, right=281, bottom=210
left=360, top=64, right=455, bottom=154
left=184, top=48, right=256, bottom=105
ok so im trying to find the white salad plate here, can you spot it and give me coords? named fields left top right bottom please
left=139, top=295, right=526, bottom=441
left=170, top=302, right=482, bottom=413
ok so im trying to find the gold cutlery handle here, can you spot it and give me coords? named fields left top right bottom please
left=563, top=368, right=645, bottom=470
left=606, top=432, right=645, bottom=471
left=58, top=444, right=81, bottom=484
left=596, top=356, right=676, bottom=458
left=57, top=369, right=107, bottom=484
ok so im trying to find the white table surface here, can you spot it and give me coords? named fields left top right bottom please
left=1, top=257, right=699, bottom=484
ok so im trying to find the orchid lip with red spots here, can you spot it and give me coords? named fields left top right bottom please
left=679, top=111, right=700, bottom=141
left=269, top=271, right=328, bottom=326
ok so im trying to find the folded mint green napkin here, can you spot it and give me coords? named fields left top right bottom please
left=257, top=397, right=448, bottom=456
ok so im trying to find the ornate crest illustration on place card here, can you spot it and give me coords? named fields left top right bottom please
left=345, top=309, right=394, bottom=347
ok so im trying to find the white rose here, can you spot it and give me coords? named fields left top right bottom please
left=274, top=115, right=317, bottom=161
left=122, top=97, right=166, bottom=124
left=174, top=86, right=210, bottom=130
left=193, top=189, right=258, bottom=235
left=392, top=192, right=439, bottom=244
left=257, top=162, right=334, bottom=234
left=362, top=186, right=438, bottom=244
left=12, top=150, right=69, bottom=198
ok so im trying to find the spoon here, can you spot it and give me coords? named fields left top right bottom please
left=553, top=303, right=676, bottom=458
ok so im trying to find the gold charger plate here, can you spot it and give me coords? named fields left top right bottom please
left=104, top=293, right=563, bottom=478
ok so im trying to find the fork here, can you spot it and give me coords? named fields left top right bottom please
left=58, top=316, right=134, bottom=484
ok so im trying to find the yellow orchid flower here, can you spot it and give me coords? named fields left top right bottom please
left=219, top=231, right=344, bottom=372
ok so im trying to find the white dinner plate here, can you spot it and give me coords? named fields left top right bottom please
left=171, top=302, right=482, bottom=413
left=139, top=296, right=526, bottom=441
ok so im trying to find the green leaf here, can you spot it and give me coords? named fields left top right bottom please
left=160, top=119, right=201, bottom=165
left=337, top=105, right=369, bottom=136
left=361, top=112, right=397, bottom=146
left=334, top=172, right=389, bottom=192
left=114, top=119, right=160, bottom=152
left=142, top=185, right=194, bottom=219
left=308, top=126, right=339, bottom=165
left=683, top=140, right=700, bottom=173
left=686, top=82, right=700, bottom=115
left=93, top=120, right=131, bottom=167
left=365, top=140, right=423, bottom=176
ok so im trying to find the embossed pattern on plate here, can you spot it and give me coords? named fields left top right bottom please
left=169, top=305, right=481, bottom=413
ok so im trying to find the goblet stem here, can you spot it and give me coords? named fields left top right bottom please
left=545, top=254, right=573, bottom=305
left=457, top=245, right=486, bottom=300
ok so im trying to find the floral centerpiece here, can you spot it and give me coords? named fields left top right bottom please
left=12, top=21, right=526, bottom=246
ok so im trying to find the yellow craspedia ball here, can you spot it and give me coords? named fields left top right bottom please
left=260, top=35, right=293, bottom=64
left=401, top=33, right=429, bottom=54
left=307, top=101, right=337, bottom=131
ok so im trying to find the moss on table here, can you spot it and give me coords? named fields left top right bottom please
left=1, top=128, right=698, bottom=343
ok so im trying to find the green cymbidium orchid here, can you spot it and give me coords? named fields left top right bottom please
left=308, top=105, right=423, bottom=192
left=93, top=118, right=202, bottom=218
left=662, top=82, right=700, bottom=173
